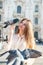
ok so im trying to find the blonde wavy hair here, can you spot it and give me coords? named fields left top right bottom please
left=17, top=18, right=36, bottom=49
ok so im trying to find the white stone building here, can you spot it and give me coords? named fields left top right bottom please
left=0, top=0, right=43, bottom=43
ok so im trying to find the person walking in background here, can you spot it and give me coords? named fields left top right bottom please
left=7, top=18, right=36, bottom=65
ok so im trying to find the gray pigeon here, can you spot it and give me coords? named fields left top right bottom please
left=0, top=49, right=42, bottom=65
left=3, top=18, right=19, bottom=28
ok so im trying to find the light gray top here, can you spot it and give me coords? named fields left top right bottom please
left=8, top=33, right=26, bottom=51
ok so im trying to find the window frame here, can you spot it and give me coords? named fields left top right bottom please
left=34, top=17, right=38, bottom=24
left=35, top=5, right=39, bottom=12
left=17, top=5, right=21, bottom=14
left=0, top=1, right=3, bottom=9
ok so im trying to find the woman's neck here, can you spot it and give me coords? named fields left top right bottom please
left=19, top=30, right=24, bottom=37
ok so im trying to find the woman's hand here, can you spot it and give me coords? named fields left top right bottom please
left=10, top=25, right=15, bottom=30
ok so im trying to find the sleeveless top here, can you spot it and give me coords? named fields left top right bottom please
left=8, top=34, right=26, bottom=51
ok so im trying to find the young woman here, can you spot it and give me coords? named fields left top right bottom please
left=7, top=18, right=36, bottom=65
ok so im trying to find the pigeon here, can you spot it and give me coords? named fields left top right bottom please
left=3, top=18, right=19, bottom=28
left=0, top=49, right=42, bottom=65
left=21, top=49, right=42, bottom=59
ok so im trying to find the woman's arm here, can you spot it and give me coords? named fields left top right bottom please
left=7, top=25, right=15, bottom=50
left=8, top=25, right=15, bottom=41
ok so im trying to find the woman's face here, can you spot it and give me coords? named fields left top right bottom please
left=18, top=20, right=27, bottom=32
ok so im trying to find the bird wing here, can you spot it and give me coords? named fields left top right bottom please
left=21, top=49, right=42, bottom=59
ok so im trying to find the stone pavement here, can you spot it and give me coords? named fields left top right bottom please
left=0, top=44, right=43, bottom=65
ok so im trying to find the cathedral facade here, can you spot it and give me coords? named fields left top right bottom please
left=0, top=0, right=43, bottom=42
